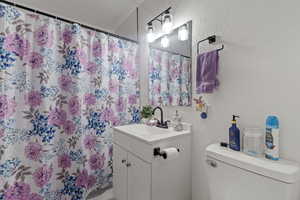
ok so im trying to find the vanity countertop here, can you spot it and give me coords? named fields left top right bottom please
left=113, top=123, right=191, bottom=144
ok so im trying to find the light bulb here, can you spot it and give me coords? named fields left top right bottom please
left=178, top=24, right=188, bottom=41
left=161, top=35, right=170, bottom=48
left=147, top=30, right=155, bottom=43
left=147, top=24, right=155, bottom=43
left=162, top=14, right=173, bottom=34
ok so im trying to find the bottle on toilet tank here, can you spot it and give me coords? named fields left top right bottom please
left=265, top=115, right=280, bottom=160
left=229, top=115, right=241, bottom=151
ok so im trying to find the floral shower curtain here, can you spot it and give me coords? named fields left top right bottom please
left=0, top=3, right=140, bottom=200
left=149, top=48, right=191, bottom=106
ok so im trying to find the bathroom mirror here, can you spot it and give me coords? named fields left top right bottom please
left=148, top=21, right=192, bottom=106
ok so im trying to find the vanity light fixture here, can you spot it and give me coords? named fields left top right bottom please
left=178, top=24, right=189, bottom=41
left=147, top=23, right=155, bottom=43
left=146, top=7, right=172, bottom=43
left=161, top=35, right=170, bottom=48
left=162, top=10, right=173, bottom=34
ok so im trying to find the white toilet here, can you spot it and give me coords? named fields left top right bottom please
left=205, top=144, right=300, bottom=200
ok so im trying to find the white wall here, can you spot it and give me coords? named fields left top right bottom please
left=9, top=0, right=141, bottom=32
left=114, top=10, right=138, bottom=41
left=116, top=0, right=300, bottom=199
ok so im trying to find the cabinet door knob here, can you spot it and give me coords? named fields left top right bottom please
left=206, top=159, right=218, bottom=168
left=126, top=163, right=132, bottom=167
left=122, top=159, right=126, bottom=164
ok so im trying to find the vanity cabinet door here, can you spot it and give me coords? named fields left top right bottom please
left=113, top=144, right=128, bottom=200
left=127, top=153, right=151, bottom=200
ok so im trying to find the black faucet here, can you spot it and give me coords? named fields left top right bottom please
left=152, top=106, right=168, bottom=129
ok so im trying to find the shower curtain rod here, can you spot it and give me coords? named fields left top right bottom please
left=0, top=0, right=139, bottom=44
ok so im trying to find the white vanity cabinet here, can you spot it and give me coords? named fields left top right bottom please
left=114, top=144, right=151, bottom=200
left=113, top=124, right=191, bottom=200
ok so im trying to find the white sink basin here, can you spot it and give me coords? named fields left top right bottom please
left=113, top=123, right=191, bottom=144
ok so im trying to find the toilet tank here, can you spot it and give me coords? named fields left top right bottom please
left=205, top=144, right=300, bottom=200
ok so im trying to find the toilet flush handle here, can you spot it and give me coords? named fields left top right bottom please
left=206, top=159, right=218, bottom=168
left=126, top=162, right=132, bottom=167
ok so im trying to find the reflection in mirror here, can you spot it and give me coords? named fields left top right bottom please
left=148, top=21, right=192, bottom=106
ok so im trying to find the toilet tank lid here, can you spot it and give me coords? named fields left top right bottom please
left=206, top=144, right=300, bottom=183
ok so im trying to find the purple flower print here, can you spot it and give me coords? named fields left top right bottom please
left=124, top=59, right=138, bottom=78
left=123, top=59, right=137, bottom=77
left=76, top=49, right=88, bottom=66
left=100, top=107, right=114, bottom=122
left=108, top=41, right=118, bottom=53
left=128, top=94, right=137, bottom=105
left=92, top=41, right=102, bottom=57
left=109, top=79, right=119, bottom=93
left=25, top=90, right=42, bottom=108
left=68, top=96, right=80, bottom=116
left=62, top=29, right=72, bottom=44
left=0, top=95, right=17, bottom=120
left=48, top=108, right=67, bottom=127
left=58, top=74, right=73, bottom=92
left=4, top=33, right=30, bottom=58
left=58, top=153, right=71, bottom=169
left=85, top=62, right=97, bottom=74
left=4, top=182, right=31, bottom=200
left=34, top=25, right=53, bottom=47
left=110, top=115, right=120, bottom=126
left=75, top=169, right=97, bottom=189
left=33, top=165, right=53, bottom=188
left=83, top=135, right=97, bottom=150
left=87, top=174, right=96, bottom=189
left=115, top=97, right=125, bottom=112
left=63, top=120, right=76, bottom=135
left=75, top=169, right=88, bottom=188
left=84, top=93, right=96, bottom=105
left=25, top=141, right=43, bottom=161
left=153, top=83, right=161, bottom=94
left=27, top=52, right=44, bottom=69
left=29, top=193, right=43, bottom=200
left=170, top=66, right=180, bottom=80
left=89, top=153, right=105, bottom=170
left=101, top=107, right=121, bottom=125
left=123, top=59, right=133, bottom=71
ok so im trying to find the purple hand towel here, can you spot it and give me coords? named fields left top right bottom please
left=196, top=50, right=219, bottom=94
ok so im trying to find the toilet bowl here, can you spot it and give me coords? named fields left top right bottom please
left=205, top=144, right=300, bottom=200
